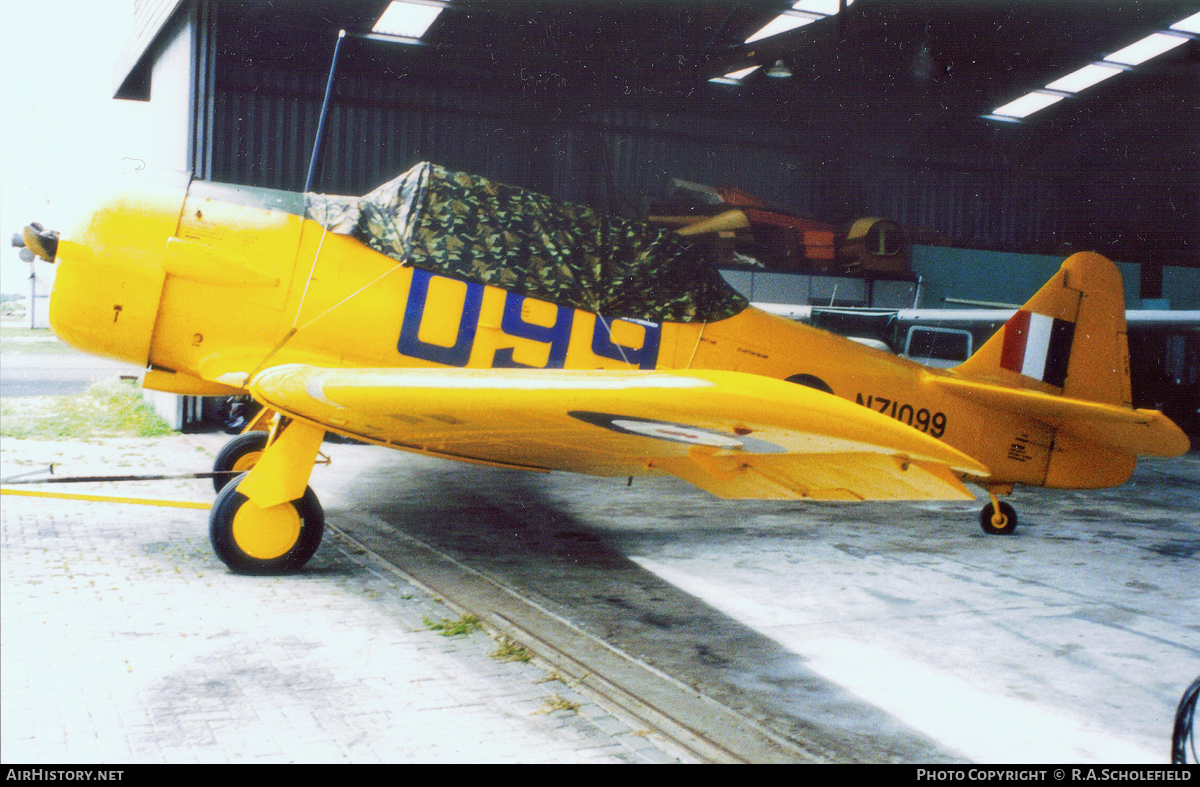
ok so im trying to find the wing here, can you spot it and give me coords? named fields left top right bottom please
left=250, top=365, right=990, bottom=501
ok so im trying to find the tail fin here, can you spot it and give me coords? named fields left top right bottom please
left=954, top=252, right=1131, bottom=408
left=944, top=252, right=1188, bottom=483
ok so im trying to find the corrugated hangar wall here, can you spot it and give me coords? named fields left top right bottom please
left=211, top=58, right=1078, bottom=251
left=201, top=21, right=1197, bottom=266
left=212, top=68, right=541, bottom=194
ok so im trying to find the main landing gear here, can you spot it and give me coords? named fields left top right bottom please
left=210, top=476, right=324, bottom=574
left=979, top=485, right=1018, bottom=535
left=211, top=431, right=269, bottom=493
left=208, top=415, right=327, bottom=574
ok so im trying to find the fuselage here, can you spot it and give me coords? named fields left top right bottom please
left=49, top=177, right=1137, bottom=491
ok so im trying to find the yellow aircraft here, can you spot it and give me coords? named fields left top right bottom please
left=19, top=163, right=1189, bottom=574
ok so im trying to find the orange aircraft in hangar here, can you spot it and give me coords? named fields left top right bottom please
left=14, top=162, right=1189, bottom=574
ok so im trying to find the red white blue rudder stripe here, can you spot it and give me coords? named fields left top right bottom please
left=999, top=310, right=1075, bottom=388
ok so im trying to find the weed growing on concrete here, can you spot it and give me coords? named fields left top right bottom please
left=1, top=380, right=172, bottom=439
left=422, top=613, right=482, bottom=637
left=490, top=636, right=532, bottom=663
left=534, top=693, right=580, bottom=714
left=535, top=670, right=589, bottom=689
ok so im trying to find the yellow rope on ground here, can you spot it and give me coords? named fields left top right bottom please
left=1, top=488, right=211, bottom=510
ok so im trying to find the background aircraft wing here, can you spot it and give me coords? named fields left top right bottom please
left=249, top=365, right=990, bottom=502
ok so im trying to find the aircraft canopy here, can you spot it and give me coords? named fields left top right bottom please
left=306, top=162, right=747, bottom=323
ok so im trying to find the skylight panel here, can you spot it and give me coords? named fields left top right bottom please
left=1045, top=63, right=1123, bottom=93
left=744, top=14, right=815, bottom=44
left=709, top=64, right=762, bottom=84
left=373, top=1, right=443, bottom=39
left=1169, top=11, right=1200, bottom=35
left=708, top=66, right=761, bottom=85
left=991, top=92, right=1064, bottom=119
left=1103, top=32, right=1188, bottom=66
left=724, top=65, right=762, bottom=80
left=792, top=0, right=855, bottom=15
left=742, top=0, right=857, bottom=45
left=987, top=13, right=1195, bottom=123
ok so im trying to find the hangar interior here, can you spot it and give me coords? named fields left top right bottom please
left=117, top=0, right=1199, bottom=432
left=7, top=0, right=1199, bottom=765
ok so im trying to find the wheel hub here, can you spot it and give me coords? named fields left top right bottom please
left=231, top=451, right=263, bottom=474
left=231, top=498, right=302, bottom=560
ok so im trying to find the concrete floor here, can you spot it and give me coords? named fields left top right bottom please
left=0, top=435, right=689, bottom=764
left=3, top=430, right=1197, bottom=763
left=314, top=441, right=1200, bottom=763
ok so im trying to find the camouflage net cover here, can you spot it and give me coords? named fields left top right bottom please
left=305, top=162, right=747, bottom=323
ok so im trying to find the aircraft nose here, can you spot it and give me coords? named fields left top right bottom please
left=46, top=179, right=186, bottom=365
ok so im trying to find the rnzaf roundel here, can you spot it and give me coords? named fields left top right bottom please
left=999, top=310, right=1075, bottom=388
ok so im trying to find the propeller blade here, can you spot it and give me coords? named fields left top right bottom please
left=22, top=224, right=58, bottom=261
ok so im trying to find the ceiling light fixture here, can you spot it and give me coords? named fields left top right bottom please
left=766, top=60, right=794, bottom=78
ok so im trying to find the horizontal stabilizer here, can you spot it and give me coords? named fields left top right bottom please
left=933, top=376, right=1189, bottom=457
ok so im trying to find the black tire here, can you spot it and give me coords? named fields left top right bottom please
left=212, top=431, right=270, bottom=493
left=980, top=501, right=1018, bottom=535
left=209, top=473, right=325, bottom=574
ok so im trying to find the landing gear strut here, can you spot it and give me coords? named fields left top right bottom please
left=211, top=406, right=277, bottom=492
left=979, top=486, right=1018, bottom=535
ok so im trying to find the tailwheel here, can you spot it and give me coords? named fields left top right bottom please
left=980, top=500, right=1018, bottom=536
left=209, top=472, right=324, bottom=574
left=212, top=431, right=270, bottom=493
